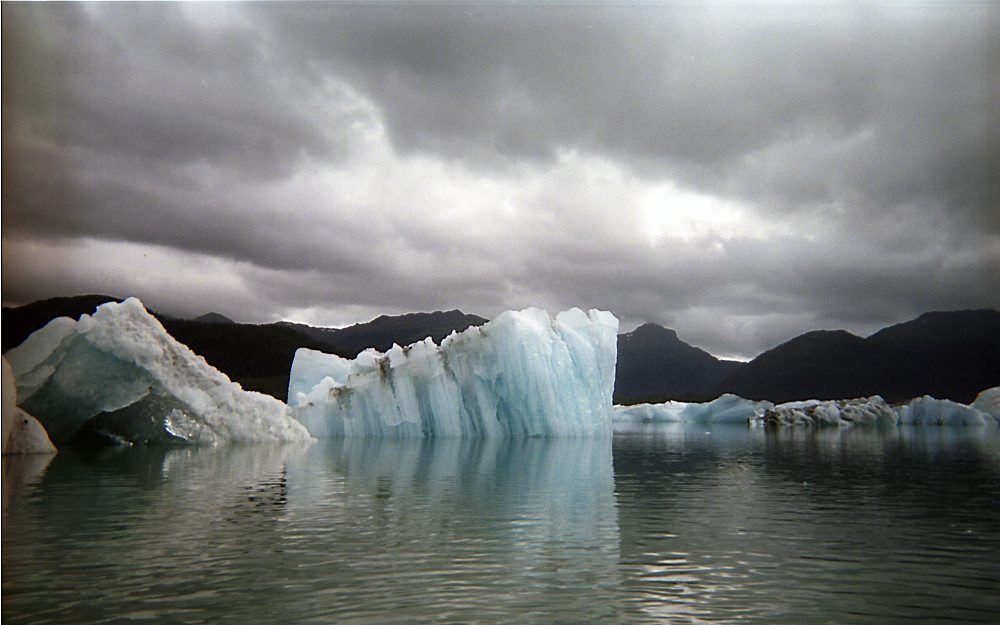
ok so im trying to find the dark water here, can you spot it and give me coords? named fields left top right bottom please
left=3, top=425, right=999, bottom=624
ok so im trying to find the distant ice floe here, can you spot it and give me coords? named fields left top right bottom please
left=4, top=298, right=312, bottom=446
left=752, top=396, right=899, bottom=428
left=896, top=395, right=995, bottom=426
left=613, top=394, right=772, bottom=424
left=288, top=308, right=619, bottom=437
left=618, top=389, right=1000, bottom=429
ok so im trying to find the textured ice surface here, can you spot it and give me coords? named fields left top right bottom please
left=971, top=387, right=1000, bottom=419
left=289, top=308, right=618, bottom=437
left=753, top=396, right=898, bottom=427
left=2, top=357, right=56, bottom=455
left=613, top=394, right=771, bottom=424
left=897, top=395, right=996, bottom=426
left=5, top=298, right=312, bottom=445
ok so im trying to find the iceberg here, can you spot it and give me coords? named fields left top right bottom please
left=613, top=394, right=771, bottom=424
left=752, top=396, right=898, bottom=427
left=2, top=357, right=56, bottom=455
left=971, top=387, right=1000, bottom=419
left=288, top=308, right=618, bottom=437
left=4, top=298, right=312, bottom=445
left=896, top=395, right=996, bottom=426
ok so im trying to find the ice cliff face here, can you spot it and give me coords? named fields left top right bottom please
left=613, top=394, right=772, bottom=424
left=288, top=308, right=619, bottom=437
left=752, top=396, right=899, bottom=427
left=4, top=298, right=312, bottom=445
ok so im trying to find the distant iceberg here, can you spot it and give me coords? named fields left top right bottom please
left=752, top=396, right=898, bottom=427
left=896, top=395, right=996, bottom=426
left=4, top=298, right=312, bottom=445
left=971, top=387, right=1000, bottom=419
left=288, top=308, right=618, bottom=437
left=613, top=394, right=772, bottom=424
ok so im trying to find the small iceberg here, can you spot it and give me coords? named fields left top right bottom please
left=613, top=393, right=772, bottom=424
left=288, top=308, right=619, bottom=437
left=896, top=395, right=996, bottom=426
left=752, top=396, right=898, bottom=428
left=4, top=298, right=312, bottom=445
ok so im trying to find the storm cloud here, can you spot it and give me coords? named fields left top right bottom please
left=3, top=2, right=998, bottom=359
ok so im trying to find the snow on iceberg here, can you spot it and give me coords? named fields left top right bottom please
left=288, top=308, right=619, bottom=437
left=4, top=298, right=312, bottom=445
left=896, top=395, right=996, bottom=426
left=2, top=357, right=56, bottom=455
left=613, top=394, right=771, bottom=424
left=752, top=396, right=898, bottom=427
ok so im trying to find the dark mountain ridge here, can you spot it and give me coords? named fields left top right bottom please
left=3, top=296, right=997, bottom=405
left=722, top=309, right=1000, bottom=404
left=614, top=323, right=743, bottom=404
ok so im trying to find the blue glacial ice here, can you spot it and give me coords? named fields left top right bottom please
left=613, top=394, right=772, bottom=425
left=4, top=298, right=312, bottom=445
left=288, top=308, right=619, bottom=437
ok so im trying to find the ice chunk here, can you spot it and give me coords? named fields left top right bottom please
left=5, top=298, right=312, bottom=445
left=289, top=308, right=618, bottom=437
left=613, top=394, right=771, bottom=424
left=287, top=348, right=353, bottom=404
left=971, top=387, right=1000, bottom=419
left=896, top=395, right=995, bottom=426
left=613, top=401, right=686, bottom=423
left=753, top=396, right=898, bottom=427
left=2, top=357, right=56, bottom=455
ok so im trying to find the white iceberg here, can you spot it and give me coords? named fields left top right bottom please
left=752, top=396, right=898, bottom=427
left=2, top=357, right=56, bottom=455
left=4, top=298, right=312, bottom=445
left=970, top=387, right=1000, bottom=419
left=896, top=395, right=996, bottom=426
left=288, top=308, right=618, bottom=437
left=613, top=393, right=771, bottom=424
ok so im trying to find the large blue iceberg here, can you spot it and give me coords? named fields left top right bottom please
left=5, top=298, right=312, bottom=445
left=288, top=308, right=619, bottom=437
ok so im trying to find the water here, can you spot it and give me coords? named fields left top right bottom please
left=3, top=425, right=999, bottom=624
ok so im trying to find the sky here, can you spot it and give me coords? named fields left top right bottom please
left=2, top=1, right=998, bottom=360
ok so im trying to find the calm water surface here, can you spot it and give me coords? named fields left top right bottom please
left=3, top=425, right=999, bottom=624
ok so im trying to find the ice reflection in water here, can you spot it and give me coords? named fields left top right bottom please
left=2, top=437, right=621, bottom=625
left=3, top=425, right=999, bottom=624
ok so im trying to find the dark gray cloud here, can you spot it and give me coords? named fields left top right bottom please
left=2, top=2, right=998, bottom=359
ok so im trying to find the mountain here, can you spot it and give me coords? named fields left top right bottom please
left=721, top=310, right=1000, bottom=404
left=865, top=309, right=1000, bottom=402
left=311, top=309, right=489, bottom=357
left=614, top=323, right=744, bottom=404
left=193, top=312, right=235, bottom=324
left=721, top=330, right=883, bottom=403
left=5, top=296, right=997, bottom=405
